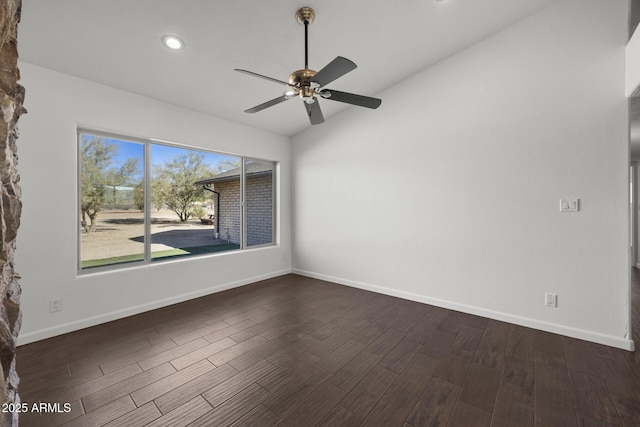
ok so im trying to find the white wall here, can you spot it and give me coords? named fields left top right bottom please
left=16, top=63, right=292, bottom=345
left=292, top=0, right=632, bottom=349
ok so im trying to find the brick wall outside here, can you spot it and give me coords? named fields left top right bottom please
left=213, top=173, right=273, bottom=245
left=215, top=180, right=241, bottom=244
left=246, top=174, right=273, bottom=246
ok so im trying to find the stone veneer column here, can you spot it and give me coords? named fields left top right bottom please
left=0, top=0, right=24, bottom=426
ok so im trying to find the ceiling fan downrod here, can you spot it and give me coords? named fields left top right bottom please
left=295, top=7, right=315, bottom=70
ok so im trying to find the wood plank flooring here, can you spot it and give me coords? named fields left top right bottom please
left=15, top=272, right=640, bottom=426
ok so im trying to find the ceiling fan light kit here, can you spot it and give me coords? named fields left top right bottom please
left=235, top=6, right=381, bottom=125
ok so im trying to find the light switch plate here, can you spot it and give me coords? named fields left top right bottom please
left=560, top=198, right=579, bottom=212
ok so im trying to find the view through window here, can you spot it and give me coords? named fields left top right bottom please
left=245, top=159, right=274, bottom=247
left=78, top=131, right=275, bottom=270
left=79, top=134, right=145, bottom=268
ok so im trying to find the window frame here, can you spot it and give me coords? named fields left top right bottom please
left=77, top=128, right=277, bottom=274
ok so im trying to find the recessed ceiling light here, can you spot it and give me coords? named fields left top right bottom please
left=161, top=35, right=184, bottom=50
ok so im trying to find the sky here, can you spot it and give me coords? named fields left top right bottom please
left=80, top=133, right=240, bottom=179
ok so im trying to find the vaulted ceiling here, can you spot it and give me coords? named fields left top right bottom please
left=18, top=0, right=591, bottom=137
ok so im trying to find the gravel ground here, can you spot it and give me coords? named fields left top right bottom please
left=81, top=209, right=222, bottom=261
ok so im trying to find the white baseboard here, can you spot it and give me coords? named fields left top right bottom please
left=292, top=269, right=635, bottom=352
left=17, top=269, right=292, bottom=346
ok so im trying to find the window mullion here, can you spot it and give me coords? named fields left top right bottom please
left=241, top=158, right=246, bottom=249
left=144, top=142, right=151, bottom=263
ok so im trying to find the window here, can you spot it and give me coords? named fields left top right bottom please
left=149, top=145, right=242, bottom=261
left=78, top=130, right=276, bottom=271
left=79, top=134, right=145, bottom=268
left=244, top=159, right=274, bottom=247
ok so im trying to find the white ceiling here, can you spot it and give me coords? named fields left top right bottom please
left=19, top=0, right=567, bottom=137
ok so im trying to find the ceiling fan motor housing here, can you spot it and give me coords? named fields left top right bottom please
left=288, top=68, right=317, bottom=86
left=289, top=68, right=318, bottom=100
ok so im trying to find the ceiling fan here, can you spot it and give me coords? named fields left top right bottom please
left=235, top=7, right=382, bottom=125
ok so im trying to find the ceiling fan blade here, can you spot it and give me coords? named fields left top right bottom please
left=245, top=95, right=291, bottom=113
left=312, top=56, right=357, bottom=87
left=304, top=100, right=324, bottom=125
left=235, top=69, right=292, bottom=87
left=323, top=89, right=382, bottom=109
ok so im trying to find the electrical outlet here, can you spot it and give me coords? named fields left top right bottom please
left=50, top=297, right=63, bottom=313
left=544, top=293, right=557, bottom=308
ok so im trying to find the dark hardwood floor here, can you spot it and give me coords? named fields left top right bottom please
left=15, top=272, right=640, bottom=426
